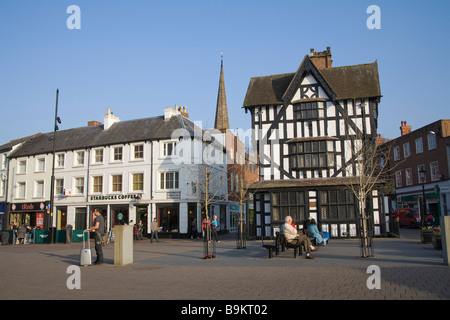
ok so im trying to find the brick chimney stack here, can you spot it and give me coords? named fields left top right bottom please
left=309, top=46, right=333, bottom=69
left=400, top=121, right=412, bottom=136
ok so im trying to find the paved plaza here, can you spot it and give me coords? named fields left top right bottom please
left=0, top=229, right=449, bottom=302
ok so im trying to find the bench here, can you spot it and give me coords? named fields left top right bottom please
left=262, top=233, right=303, bottom=259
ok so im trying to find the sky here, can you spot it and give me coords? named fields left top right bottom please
left=1, top=0, right=449, bottom=145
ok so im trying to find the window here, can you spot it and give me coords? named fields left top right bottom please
left=132, top=173, right=144, bottom=191
left=393, top=146, right=400, bottom=161
left=271, top=191, right=306, bottom=223
left=113, top=147, right=123, bottom=161
left=18, top=160, right=27, bottom=174
left=55, top=178, right=64, bottom=195
left=427, top=133, right=436, bottom=150
left=162, top=142, right=176, bottom=157
left=417, top=164, right=426, bottom=184
left=405, top=168, right=413, bottom=186
left=430, top=161, right=440, bottom=181
left=94, top=149, right=103, bottom=164
left=134, top=144, right=144, bottom=159
left=294, top=102, right=322, bottom=120
left=289, top=140, right=334, bottom=169
left=56, top=154, right=65, bottom=168
left=17, top=182, right=26, bottom=198
left=403, top=142, right=410, bottom=158
left=93, top=176, right=103, bottom=193
left=415, top=138, right=423, bottom=154
left=74, top=177, right=84, bottom=194
left=112, top=174, right=122, bottom=192
left=160, top=172, right=179, bottom=190
left=36, top=158, right=45, bottom=172
left=75, top=151, right=85, bottom=166
left=395, top=170, right=402, bottom=188
left=34, top=181, right=44, bottom=198
left=319, top=190, right=357, bottom=221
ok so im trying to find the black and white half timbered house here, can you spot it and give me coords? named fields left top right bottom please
left=243, top=47, right=388, bottom=239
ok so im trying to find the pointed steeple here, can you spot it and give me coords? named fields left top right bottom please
left=214, top=53, right=230, bottom=131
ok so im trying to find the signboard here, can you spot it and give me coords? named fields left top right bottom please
left=10, top=202, right=47, bottom=212
left=36, top=213, right=44, bottom=229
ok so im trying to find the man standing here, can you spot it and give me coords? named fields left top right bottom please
left=150, top=218, right=159, bottom=243
left=85, top=208, right=105, bottom=265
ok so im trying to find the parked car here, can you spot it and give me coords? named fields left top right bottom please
left=391, top=208, right=434, bottom=228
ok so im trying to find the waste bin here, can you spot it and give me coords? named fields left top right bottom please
left=1, top=232, right=9, bottom=245
left=65, top=225, right=73, bottom=243
left=34, top=230, right=48, bottom=243
left=72, top=230, right=85, bottom=242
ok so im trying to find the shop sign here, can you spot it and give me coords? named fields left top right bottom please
left=36, top=213, right=44, bottom=228
left=90, top=194, right=142, bottom=201
left=10, top=202, right=47, bottom=212
left=167, top=191, right=181, bottom=199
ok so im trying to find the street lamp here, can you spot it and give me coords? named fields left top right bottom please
left=419, top=167, right=427, bottom=228
left=49, top=89, right=61, bottom=243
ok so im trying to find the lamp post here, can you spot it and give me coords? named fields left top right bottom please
left=49, top=89, right=61, bottom=243
left=419, top=167, right=427, bottom=228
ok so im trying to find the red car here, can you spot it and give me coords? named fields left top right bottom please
left=391, top=208, right=434, bottom=228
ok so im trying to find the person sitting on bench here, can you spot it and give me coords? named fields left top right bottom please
left=306, top=218, right=329, bottom=246
left=283, top=216, right=318, bottom=259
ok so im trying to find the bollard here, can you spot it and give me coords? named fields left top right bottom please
left=441, top=216, right=450, bottom=266
left=114, top=225, right=133, bottom=266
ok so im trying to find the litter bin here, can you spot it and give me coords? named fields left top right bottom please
left=1, top=232, right=9, bottom=245
left=48, top=227, right=56, bottom=244
left=34, top=230, right=48, bottom=243
left=65, top=225, right=73, bottom=243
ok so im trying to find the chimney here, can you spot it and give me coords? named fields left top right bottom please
left=376, top=133, right=386, bottom=145
left=88, top=121, right=101, bottom=126
left=104, top=107, right=120, bottom=130
left=164, top=105, right=189, bottom=120
left=309, top=46, right=333, bottom=69
left=400, top=121, right=412, bottom=136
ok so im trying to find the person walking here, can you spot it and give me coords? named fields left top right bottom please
left=85, top=208, right=105, bottom=265
left=151, top=218, right=159, bottom=243
left=211, top=215, right=220, bottom=242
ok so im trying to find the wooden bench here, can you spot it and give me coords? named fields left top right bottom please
left=262, top=233, right=303, bottom=259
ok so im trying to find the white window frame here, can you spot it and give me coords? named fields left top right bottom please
left=111, top=174, right=123, bottom=193
left=417, top=164, right=427, bottom=184
left=112, top=146, right=123, bottom=163
left=92, top=175, right=104, bottom=194
left=395, top=170, right=402, bottom=188
left=17, top=159, right=27, bottom=174
left=16, top=181, right=26, bottom=199
left=74, top=151, right=85, bottom=167
left=56, top=153, right=65, bottom=168
left=427, top=133, right=436, bottom=150
left=93, top=148, right=104, bottom=164
left=35, top=157, right=46, bottom=172
left=430, top=161, right=440, bottom=181
left=159, top=171, right=179, bottom=190
left=403, top=142, right=410, bottom=158
left=415, top=137, right=423, bottom=154
left=74, top=177, right=85, bottom=195
left=161, top=141, right=177, bottom=158
left=55, top=178, right=64, bottom=195
left=34, top=180, right=45, bottom=198
left=393, top=146, right=400, bottom=161
left=131, top=172, right=144, bottom=192
left=405, top=168, right=413, bottom=186
left=132, top=144, right=145, bottom=161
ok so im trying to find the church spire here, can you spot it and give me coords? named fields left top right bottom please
left=214, top=53, right=229, bottom=131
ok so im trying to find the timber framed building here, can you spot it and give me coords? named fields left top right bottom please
left=243, top=47, right=389, bottom=238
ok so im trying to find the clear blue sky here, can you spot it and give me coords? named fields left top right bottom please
left=1, top=0, right=449, bottom=145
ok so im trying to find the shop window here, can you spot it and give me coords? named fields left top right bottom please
left=157, top=203, right=179, bottom=232
left=75, top=208, right=87, bottom=230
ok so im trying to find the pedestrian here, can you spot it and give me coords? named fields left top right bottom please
left=202, top=216, right=211, bottom=239
left=283, top=215, right=318, bottom=259
left=211, top=215, right=220, bottom=242
left=190, top=218, right=198, bottom=239
left=151, top=218, right=159, bottom=243
left=138, top=220, right=144, bottom=240
left=85, top=208, right=105, bottom=265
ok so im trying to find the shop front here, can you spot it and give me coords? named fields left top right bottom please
left=9, top=202, right=48, bottom=230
